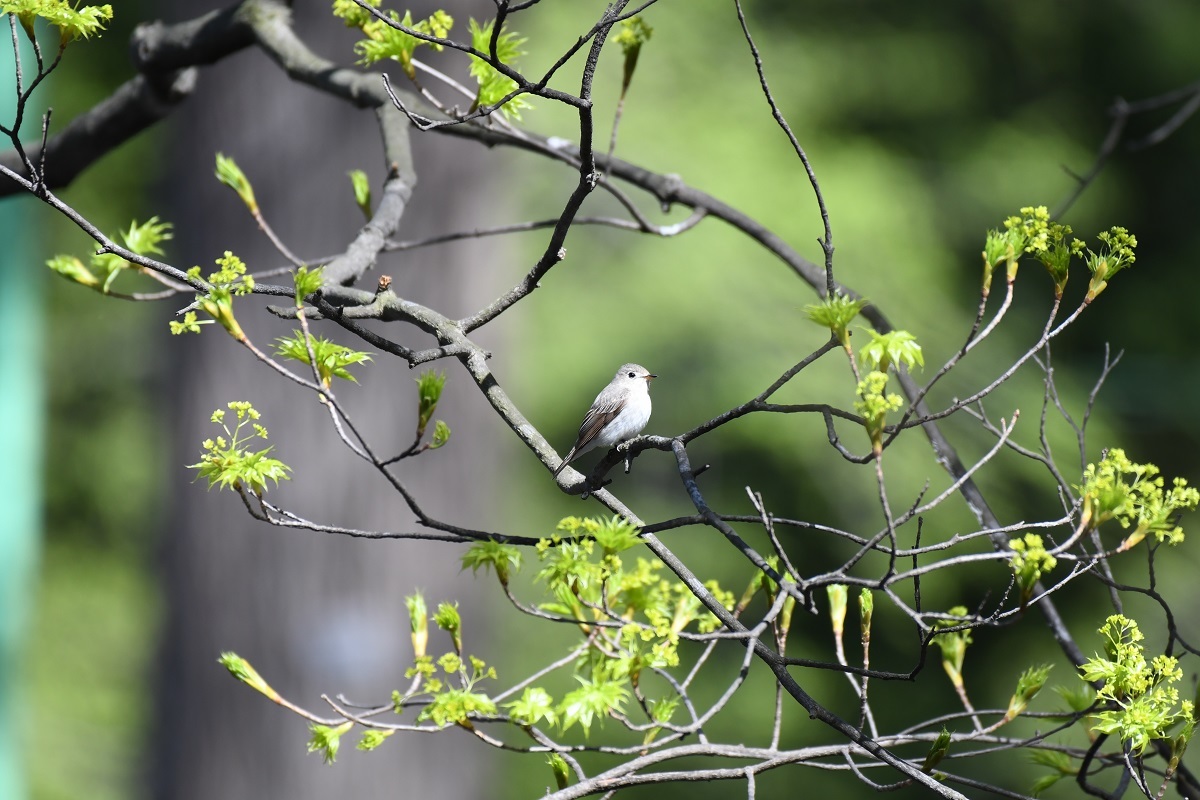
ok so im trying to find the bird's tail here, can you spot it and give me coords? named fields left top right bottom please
left=553, top=449, right=576, bottom=478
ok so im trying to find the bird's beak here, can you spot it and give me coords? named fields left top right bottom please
left=646, top=374, right=657, bottom=381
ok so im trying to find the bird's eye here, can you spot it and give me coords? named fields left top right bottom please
left=627, top=372, right=636, bottom=378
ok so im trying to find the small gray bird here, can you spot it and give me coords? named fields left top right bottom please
left=553, top=363, right=657, bottom=477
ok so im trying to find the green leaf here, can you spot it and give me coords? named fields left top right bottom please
left=2, top=0, right=113, bottom=42
left=275, top=331, right=373, bottom=388
left=1078, top=449, right=1199, bottom=548
left=356, top=729, right=393, bottom=751
left=1006, top=664, right=1053, bottom=721
left=643, top=694, right=679, bottom=745
left=558, top=676, right=629, bottom=734
left=546, top=752, right=570, bottom=790
left=803, top=292, right=865, bottom=349
left=1029, top=748, right=1073, bottom=773
left=932, top=606, right=972, bottom=688
left=218, top=651, right=280, bottom=701
left=429, top=420, right=451, bottom=450
left=467, top=18, right=531, bottom=119
left=215, top=152, right=258, bottom=214
left=1052, top=682, right=1095, bottom=715
left=348, top=169, right=372, bottom=219
left=190, top=402, right=291, bottom=495
left=649, top=695, right=679, bottom=724
left=1031, top=773, right=1064, bottom=796
left=120, top=216, right=173, bottom=256
left=406, top=592, right=428, bottom=658
left=46, top=254, right=100, bottom=289
left=332, top=0, right=380, bottom=29
left=187, top=251, right=254, bottom=340
left=858, top=588, right=874, bottom=638
left=979, top=206, right=1056, bottom=293
left=415, top=370, right=447, bottom=435
left=922, top=727, right=951, bottom=772
left=1084, top=226, right=1138, bottom=302
left=535, top=539, right=599, bottom=596
left=293, top=265, right=325, bottom=306
left=418, top=688, right=496, bottom=728
left=307, top=721, right=353, bottom=764
left=435, top=601, right=462, bottom=654
left=1080, top=615, right=1194, bottom=754
left=827, top=584, right=848, bottom=637
left=461, top=540, right=522, bottom=585
left=353, top=8, right=453, bottom=78
left=854, top=371, right=903, bottom=455
left=93, top=251, right=127, bottom=293
left=505, top=687, right=557, bottom=727
left=46, top=215, right=172, bottom=294
left=1009, top=534, right=1056, bottom=605
left=331, top=0, right=376, bottom=28
left=1032, top=222, right=1083, bottom=298
left=611, top=16, right=652, bottom=94
left=169, top=311, right=206, bottom=336
left=590, top=515, right=642, bottom=555
left=859, top=329, right=924, bottom=374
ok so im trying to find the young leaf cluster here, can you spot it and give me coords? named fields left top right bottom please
left=176, top=251, right=255, bottom=340
left=1078, top=448, right=1199, bottom=550
left=1005, top=664, right=1053, bottom=722
left=344, top=6, right=453, bottom=79
left=217, top=651, right=281, bottom=702
left=47, top=216, right=172, bottom=294
left=331, top=0, right=380, bottom=30
left=932, top=606, right=973, bottom=690
left=460, top=540, right=522, bottom=586
left=1081, top=615, right=1195, bottom=755
left=854, top=371, right=903, bottom=456
left=1084, top=226, right=1137, bottom=302
left=292, top=264, right=324, bottom=306
left=860, top=329, right=923, bottom=375
left=275, top=331, right=373, bottom=389
left=980, top=205, right=1139, bottom=301
left=814, top=325, right=921, bottom=456
left=347, top=170, right=372, bottom=219
left=466, top=18, right=531, bottom=119
left=1009, top=533, right=1056, bottom=605
left=612, top=16, right=652, bottom=95
left=190, top=402, right=290, bottom=496
left=2, top=0, right=112, bottom=44
left=1029, top=748, right=1076, bottom=796
left=307, top=721, right=353, bottom=764
left=459, top=517, right=736, bottom=742
left=804, top=292, right=866, bottom=351
left=214, top=153, right=258, bottom=214
left=395, top=592, right=497, bottom=730
left=416, top=370, right=446, bottom=437
left=331, top=5, right=531, bottom=118
left=1032, top=221, right=1085, bottom=298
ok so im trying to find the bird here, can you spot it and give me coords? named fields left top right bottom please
left=553, top=363, right=657, bottom=477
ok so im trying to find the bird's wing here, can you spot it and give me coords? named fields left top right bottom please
left=573, top=394, right=626, bottom=453
left=553, top=392, right=627, bottom=477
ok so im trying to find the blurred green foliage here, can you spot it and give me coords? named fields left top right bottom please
left=15, top=4, right=165, bottom=799
left=24, top=542, right=159, bottom=800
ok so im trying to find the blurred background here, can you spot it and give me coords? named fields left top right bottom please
left=6, top=1, right=1200, bottom=798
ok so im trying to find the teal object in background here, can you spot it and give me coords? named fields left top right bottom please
left=0, top=35, right=42, bottom=800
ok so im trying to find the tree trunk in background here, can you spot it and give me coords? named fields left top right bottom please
left=152, top=3, right=505, bottom=797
